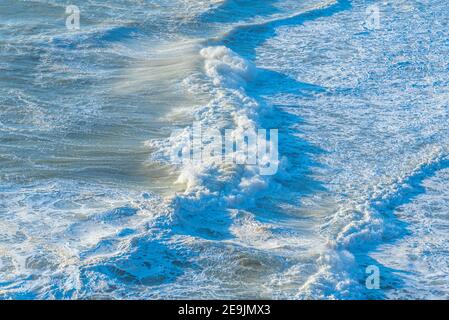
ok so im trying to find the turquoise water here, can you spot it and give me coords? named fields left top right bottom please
left=0, top=0, right=448, bottom=299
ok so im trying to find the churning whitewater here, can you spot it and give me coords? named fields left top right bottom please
left=0, top=0, right=448, bottom=299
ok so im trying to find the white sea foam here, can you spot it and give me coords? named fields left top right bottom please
left=296, top=146, right=449, bottom=299
left=2, top=0, right=449, bottom=299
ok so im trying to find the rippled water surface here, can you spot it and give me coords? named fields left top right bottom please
left=0, top=0, right=448, bottom=299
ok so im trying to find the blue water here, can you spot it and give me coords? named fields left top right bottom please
left=0, top=0, right=448, bottom=299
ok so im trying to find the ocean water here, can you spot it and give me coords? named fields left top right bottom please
left=0, top=0, right=448, bottom=299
